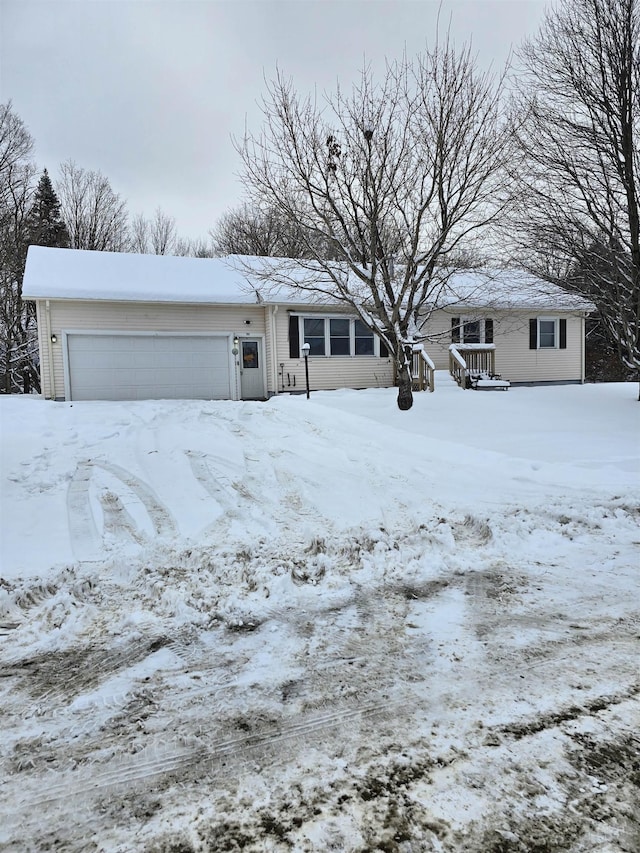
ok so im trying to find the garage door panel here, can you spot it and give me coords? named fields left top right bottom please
left=67, top=334, right=232, bottom=401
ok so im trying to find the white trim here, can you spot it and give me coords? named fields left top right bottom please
left=536, top=317, right=559, bottom=349
left=299, top=315, right=378, bottom=358
left=62, top=329, right=238, bottom=401
left=238, top=333, right=267, bottom=400
left=44, top=300, right=56, bottom=400
left=270, top=305, right=279, bottom=396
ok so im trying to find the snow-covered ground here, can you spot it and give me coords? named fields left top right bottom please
left=1, top=376, right=638, bottom=852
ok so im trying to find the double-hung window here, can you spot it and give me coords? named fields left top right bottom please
left=529, top=318, right=567, bottom=350
left=538, top=319, right=556, bottom=348
left=295, top=316, right=377, bottom=357
left=329, top=318, right=350, bottom=355
left=304, top=318, right=326, bottom=355
left=354, top=319, right=375, bottom=354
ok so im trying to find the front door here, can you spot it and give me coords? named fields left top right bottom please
left=240, top=339, right=265, bottom=400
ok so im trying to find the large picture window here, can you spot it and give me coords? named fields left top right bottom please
left=297, top=316, right=378, bottom=357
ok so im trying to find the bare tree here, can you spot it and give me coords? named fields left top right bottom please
left=0, top=102, right=34, bottom=210
left=129, top=211, right=151, bottom=254
left=173, top=236, right=215, bottom=257
left=210, top=203, right=331, bottom=258
left=149, top=207, right=176, bottom=255
left=129, top=207, right=176, bottom=255
left=56, top=160, right=129, bottom=251
left=237, top=40, right=510, bottom=409
left=0, top=102, right=39, bottom=393
left=511, top=0, right=640, bottom=388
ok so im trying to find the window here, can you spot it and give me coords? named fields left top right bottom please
left=529, top=318, right=567, bottom=350
left=241, top=340, right=259, bottom=369
left=304, top=318, right=326, bottom=355
left=294, top=316, right=379, bottom=357
left=330, top=318, right=350, bottom=355
left=538, top=319, right=556, bottom=348
left=451, top=317, right=494, bottom=344
left=355, top=320, right=374, bottom=355
left=462, top=320, right=481, bottom=344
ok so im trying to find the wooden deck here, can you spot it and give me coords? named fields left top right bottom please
left=449, top=344, right=510, bottom=390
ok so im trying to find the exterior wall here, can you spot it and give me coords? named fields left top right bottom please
left=423, top=309, right=585, bottom=383
left=35, top=298, right=584, bottom=399
left=273, top=306, right=394, bottom=393
left=39, top=299, right=268, bottom=400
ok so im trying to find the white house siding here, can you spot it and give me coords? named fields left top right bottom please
left=424, top=310, right=585, bottom=383
left=273, top=306, right=395, bottom=393
left=39, top=300, right=268, bottom=400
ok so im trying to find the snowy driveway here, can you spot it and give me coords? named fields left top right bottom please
left=0, top=383, right=639, bottom=851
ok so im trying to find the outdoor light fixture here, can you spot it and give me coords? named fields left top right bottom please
left=301, top=342, right=311, bottom=399
left=232, top=335, right=239, bottom=356
left=50, top=334, right=57, bottom=344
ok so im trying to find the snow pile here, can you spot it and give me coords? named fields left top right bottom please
left=0, top=379, right=638, bottom=852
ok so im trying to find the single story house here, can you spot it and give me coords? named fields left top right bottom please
left=22, top=246, right=593, bottom=402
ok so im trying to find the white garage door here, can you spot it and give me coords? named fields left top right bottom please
left=67, top=334, right=232, bottom=401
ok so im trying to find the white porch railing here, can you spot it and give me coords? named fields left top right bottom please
left=411, top=344, right=435, bottom=392
left=449, top=345, right=468, bottom=387
left=449, top=344, right=509, bottom=390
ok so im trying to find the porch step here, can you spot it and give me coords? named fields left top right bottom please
left=474, top=378, right=510, bottom=390
left=435, top=370, right=459, bottom=389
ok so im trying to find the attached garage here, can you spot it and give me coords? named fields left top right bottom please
left=65, top=333, right=233, bottom=401
left=22, top=247, right=274, bottom=402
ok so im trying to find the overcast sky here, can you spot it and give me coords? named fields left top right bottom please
left=2, top=0, right=548, bottom=242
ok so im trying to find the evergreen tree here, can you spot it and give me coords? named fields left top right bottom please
left=25, top=169, right=70, bottom=249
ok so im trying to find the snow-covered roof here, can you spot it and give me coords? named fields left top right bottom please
left=22, top=246, right=594, bottom=312
left=432, top=269, right=594, bottom=311
left=22, top=246, right=260, bottom=304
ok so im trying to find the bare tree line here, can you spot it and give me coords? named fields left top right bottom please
left=0, top=106, right=216, bottom=392
left=510, top=0, right=639, bottom=384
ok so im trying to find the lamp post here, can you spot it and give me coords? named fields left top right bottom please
left=301, top=342, right=310, bottom=399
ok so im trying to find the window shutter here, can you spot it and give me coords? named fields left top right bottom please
left=485, top=319, right=494, bottom=344
left=379, top=339, right=389, bottom=358
left=529, top=319, right=538, bottom=349
left=289, top=315, right=299, bottom=358
left=559, top=318, right=567, bottom=349
left=451, top=317, right=460, bottom=343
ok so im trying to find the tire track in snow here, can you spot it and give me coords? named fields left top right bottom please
left=93, top=461, right=176, bottom=536
left=3, top=636, right=172, bottom=706
left=67, top=460, right=102, bottom=561
left=186, top=450, right=247, bottom=512
left=4, top=701, right=394, bottom=824
left=66, top=460, right=177, bottom=561
left=99, top=490, right=148, bottom=544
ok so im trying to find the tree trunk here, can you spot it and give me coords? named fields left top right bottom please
left=397, top=359, right=413, bottom=410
